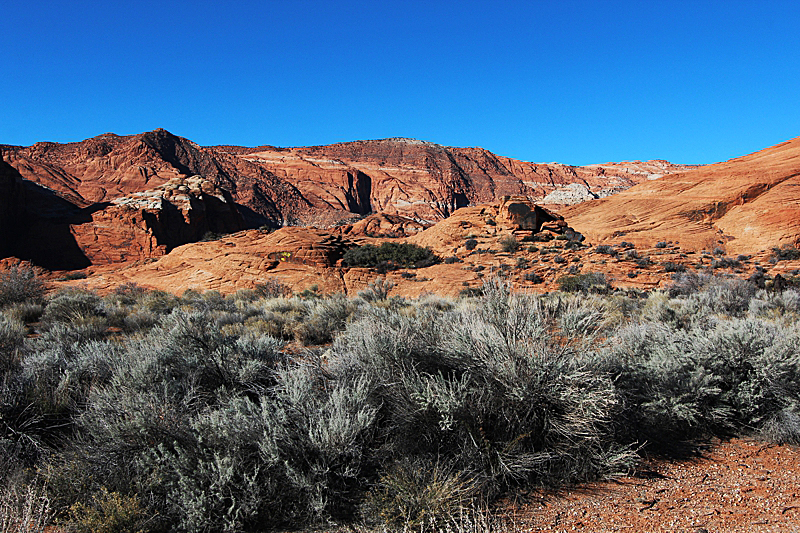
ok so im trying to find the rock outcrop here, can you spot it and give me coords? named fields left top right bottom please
left=562, top=136, right=800, bottom=253
left=70, top=175, right=246, bottom=265
left=238, top=139, right=694, bottom=223
left=1, top=129, right=692, bottom=270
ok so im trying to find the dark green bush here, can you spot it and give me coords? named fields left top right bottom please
left=711, top=257, right=741, bottom=269
left=595, top=245, right=615, bottom=256
left=662, top=262, right=686, bottom=273
left=342, top=242, right=438, bottom=270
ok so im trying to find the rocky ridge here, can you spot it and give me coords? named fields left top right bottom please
left=1, top=129, right=692, bottom=271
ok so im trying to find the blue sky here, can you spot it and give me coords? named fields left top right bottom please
left=3, top=1, right=799, bottom=165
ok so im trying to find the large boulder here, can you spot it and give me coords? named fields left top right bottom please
left=497, top=196, right=564, bottom=232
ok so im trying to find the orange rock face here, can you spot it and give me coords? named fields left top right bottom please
left=562, top=136, right=800, bottom=254
left=2, top=129, right=691, bottom=270
left=237, top=140, right=693, bottom=223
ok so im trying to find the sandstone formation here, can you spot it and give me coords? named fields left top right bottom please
left=1, top=129, right=692, bottom=271
left=236, top=139, right=693, bottom=222
left=69, top=175, right=245, bottom=265
left=64, top=198, right=601, bottom=298
left=562, top=136, right=800, bottom=254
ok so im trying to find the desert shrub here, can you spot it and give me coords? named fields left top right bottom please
left=713, top=247, right=726, bottom=256
left=342, top=242, right=438, bottom=270
left=771, top=245, right=800, bottom=261
left=41, top=289, right=105, bottom=326
left=667, top=271, right=714, bottom=297
left=748, top=289, right=800, bottom=317
left=0, top=315, right=26, bottom=372
left=4, top=301, right=44, bottom=324
left=131, top=290, right=176, bottom=316
left=596, top=322, right=723, bottom=446
left=179, top=289, right=235, bottom=313
left=635, top=256, right=653, bottom=268
left=293, top=294, right=365, bottom=345
left=67, top=488, right=151, bottom=533
left=464, top=238, right=478, bottom=251
left=594, top=245, right=615, bottom=256
left=553, top=255, right=567, bottom=264
left=60, top=271, right=88, bottom=281
left=330, top=282, right=634, bottom=503
left=499, top=236, right=519, bottom=253
left=459, top=287, right=484, bottom=298
left=711, top=257, right=741, bottom=269
left=0, top=265, right=46, bottom=308
left=363, top=456, right=476, bottom=529
left=655, top=241, right=668, bottom=248
left=110, top=282, right=147, bottom=304
left=556, top=272, right=610, bottom=293
left=58, top=312, right=292, bottom=530
left=662, top=262, right=686, bottom=273
left=358, top=278, right=395, bottom=302
left=255, top=278, right=292, bottom=299
left=686, top=276, right=757, bottom=317
left=0, top=482, right=52, bottom=533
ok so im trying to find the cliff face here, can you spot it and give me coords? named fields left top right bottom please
left=0, top=150, right=25, bottom=257
left=1, top=129, right=692, bottom=269
left=238, top=139, right=693, bottom=223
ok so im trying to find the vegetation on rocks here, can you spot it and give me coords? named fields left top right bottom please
left=1, top=269, right=800, bottom=532
left=342, top=242, right=438, bottom=270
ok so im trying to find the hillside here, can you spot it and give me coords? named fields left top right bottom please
left=562, top=136, right=800, bottom=254
left=1, top=129, right=690, bottom=270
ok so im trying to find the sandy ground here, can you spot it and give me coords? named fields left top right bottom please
left=506, top=438, right=800, bottom=532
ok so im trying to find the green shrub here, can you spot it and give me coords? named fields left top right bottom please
left=342, top=242, right=438, bottom=270
left=662, top=262, right=686, bottom=273
left=771, top=245, right=800, bottom=261
left=595, top=245, right=615, bottom=256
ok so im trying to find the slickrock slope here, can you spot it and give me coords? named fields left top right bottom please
left=562, top=137, right=800, bottom=254
left=58, top=198, right=595, bottom=297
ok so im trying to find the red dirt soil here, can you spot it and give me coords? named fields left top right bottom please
left=510, top=439, right=800, bottom=533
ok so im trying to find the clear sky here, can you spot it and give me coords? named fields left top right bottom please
left=2, top=1, right=799, bottom=165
